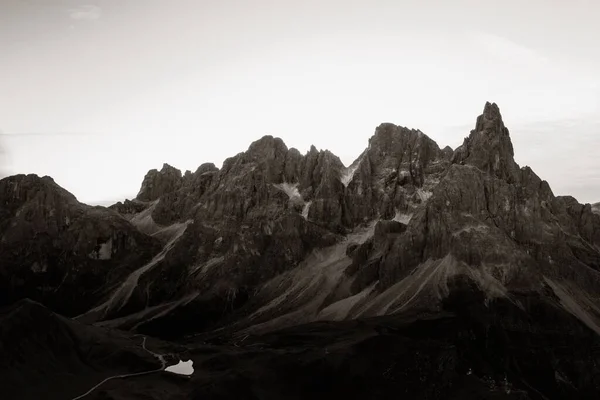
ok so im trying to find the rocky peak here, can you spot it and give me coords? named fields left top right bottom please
left=0, top=175, right=78, bottom=240
left=369, top=123, right=421, bottom=148
left=0, top=174, right=159, bottom=316
left=442, top=145, right=454, bottom=159
left=0, top=174, right=79, bottom=207
left=220, top=135, right=290, bottom=184
left=367, top=123, right=443, bottom=173
left=343, top=122, right=449, bottom=224
left=246, top=135, right=289, bottom=161
left=452, top=102, right=520, bottom=183
left=136, top=163, right=183, bottom=202
left=475, top=101, right=506, bottom=134
left=160, top=163, right=180, bottom=174
left=194, top=162, right=218, bottom=176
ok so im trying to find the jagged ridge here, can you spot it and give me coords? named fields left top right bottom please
left=2, top=102, right=600, bottom=340
left=80, top=102, right=600, bottom=341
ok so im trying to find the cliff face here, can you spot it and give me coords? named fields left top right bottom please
left=0, top=175, right=160, bottom=316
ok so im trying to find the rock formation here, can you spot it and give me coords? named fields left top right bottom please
left=64, top=103, right=600, bottom=340
left=2, top=102, right=600, bottom=399
left=0, top=175, right=160, bottom=316
left=136, top=163, right=183, bottom=202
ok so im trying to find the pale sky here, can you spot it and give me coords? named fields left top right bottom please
left=1, top=0, right=599, bottom=205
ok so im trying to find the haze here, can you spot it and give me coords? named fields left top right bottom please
left=1, top=0, right=599, bottom=205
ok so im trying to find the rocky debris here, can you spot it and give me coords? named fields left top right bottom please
left=136, top=163, right=183, bottom=202
left=343, top=220, right=407, bottom=295
left=184, top=292, right=600, bottom=400
left=0, top=174, right=160, bottom=316
left=104, top=212, right=343, bottom=334
left=593, top=202, right=600, bottom=215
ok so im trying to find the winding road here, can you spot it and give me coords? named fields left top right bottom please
left=70, top=336, right=166, bottom=400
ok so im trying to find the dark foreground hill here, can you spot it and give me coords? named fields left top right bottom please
left=2, top=295, right=600, bottom=399
left=0, top=299, right=171, bottom=399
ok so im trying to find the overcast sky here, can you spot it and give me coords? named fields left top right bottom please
left=1, top=0, right=599, bottom=204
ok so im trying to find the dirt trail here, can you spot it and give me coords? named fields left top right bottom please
left=70, top=337, right=166, bottom=400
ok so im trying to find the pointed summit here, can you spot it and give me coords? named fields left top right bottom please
left=452, top=102, right=520, bottom=183
left=160, top=163, right=182, bottom=176
left=137, top=163, right=183, bottom=201
left=475, top=102, right=506, bottom=134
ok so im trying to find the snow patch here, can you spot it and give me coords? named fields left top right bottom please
left=274, top=182, right=312, bottom=220
left=88, top=238, right=113, bottom=260
left=398, top=169, right=411, bottom=178
left=98, top=238, right=113, bottom=260
left=341, top=161, right=361, bottom=187
left=393, top=211, right=412, bottom=224
left=274, top=182, right=302, bottom=200
left=302, top=201, right=312, bottom=220
left=166, top=360, right=194, bottom=376
left=416, top=188, right=432, bottom=203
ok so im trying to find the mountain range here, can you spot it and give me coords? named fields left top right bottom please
left=1, top=102, right=600, bottom=399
